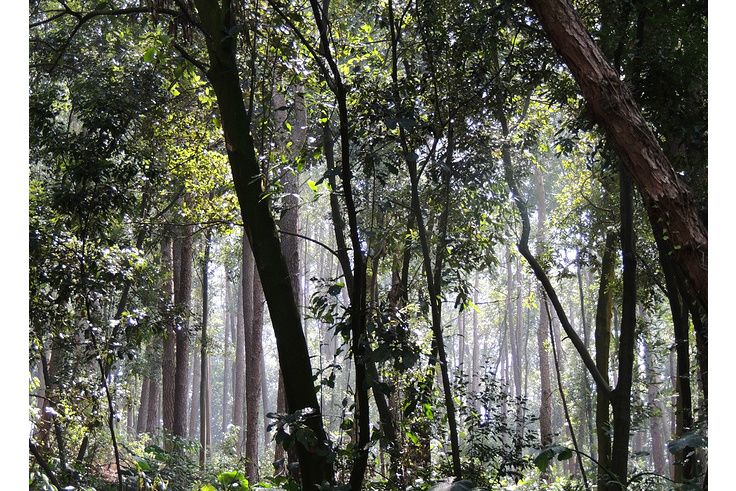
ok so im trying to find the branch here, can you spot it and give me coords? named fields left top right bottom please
left=500, top=113, right=612, bottom=396
left=42, top=5, right=195, bottom=75
left=278, top=229, right=343, bottom=259
left=265, top=0, right=335, bottom=91
left=173, top=41, right=209, bottom=75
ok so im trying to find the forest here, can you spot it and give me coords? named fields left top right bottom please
left=28, top=0, right=708, bottom=490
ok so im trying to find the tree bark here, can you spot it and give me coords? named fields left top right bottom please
left=609, top=166, right=637, bottom=489
left=643, top=335, right=666, bottom=475
left=200, top=231, right=211, bottom=469
left=595, top=232, right=616, bottom=489
left=136, top=374, right=150, bottom=435
left=245, top=269, right=264, bottom=481
left=525, top=0, right=707, bottom=310
left=146, top=347, right=160, bottom=435
left=235, top=234, right=254, bottom=452
left=222, top=277, right=231, bottom=435
left=173, top=222, right=193, bottom=439
left=161, top=233, right=176, bottom=449
left=189, top=349, right=201, bottom=440
left=534, top=166, right=554, bottom=451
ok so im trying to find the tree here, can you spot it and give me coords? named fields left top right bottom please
left=525, top=0, right=707, bottom=310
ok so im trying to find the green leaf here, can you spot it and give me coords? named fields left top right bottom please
left=534, top=445, right=573, bottom=472
left=217, top=470, right=249, bottom=489
left=143, top=47, right=156, bottom=62
left=200, top=485, right=217, bottom=491
left=307, top=180, right=319, bottom=193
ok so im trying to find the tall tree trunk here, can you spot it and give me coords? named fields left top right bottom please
left=189, top=350, right=201, bottom=440
left=524, top=0, right=707, bottom=309
left=609, top=166, right=637, bottom=489
left=457, top=310, right=466, bottom=373
left=577, top=254, right=595, bottom=456
left=652, top=211, right=697, bottom=482
left=146, top=347, right=160, bottom=435
left=643, top=335, right=666, bottom=475
left=193, top=2, right=333, bottom=486
left=534, top=167, right=554, bottom=451
left=471, top=274, right=480, bottom=395
left=405, top=122, right=462, bottom=478
left=161, top=233, right=176, bottom=449
left=595, top=232, right=616, bottom=489
left=274, top=87, right=304, bottom=476
left=136, top=372, right=150, bottom=434
left=260, top=344, right=269, bottom=448
left=173, top=222, right=193, bottom=439
left=222, top=278, right=231, bottom=435
left=200, top=231, right=211, bottom=469
left=238, top=233, right=255, bottom=453
left=246, top=270, right=265, bottom=481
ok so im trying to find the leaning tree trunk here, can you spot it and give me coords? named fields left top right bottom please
left=525, top=0, right=707, bottom=310
left=192, top=3, right=333, bottom=486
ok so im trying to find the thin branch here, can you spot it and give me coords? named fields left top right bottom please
left=278, top=229, right=343, bottom=259
left=173, top=42, right=209, bottom=75
left=30, top=9, right=72, bottom=28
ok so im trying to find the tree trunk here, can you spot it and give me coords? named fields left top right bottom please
left=200, top=231, right=211, bottom=469
left=246, top=269, right=265, bottom=481
left=136, top=374, right=150, bottom=434
left=237, top=234, right=255, bottom=453
left=525, top=0, right=707, bottom=310
left=173, top=222, right=193, bottom=439
left=146, top=346, right=160, bottom=435
left=643, top=336, right=666, bottom=475
left=534, top=167, right=554, bottom=450
left=189, top=349, right=201, bottom=440
left=222, top=278, right=231, bottom=435
left=576, top=254, right=595, bottom=456
left=161, top=233, right=176, bottom=449
left=471, top=274, right=480, bottom=395
left=595, top=232, right=616, bottom=489
left=609, top=166, right=637, bottom=489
